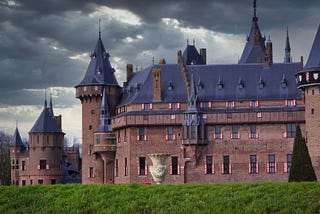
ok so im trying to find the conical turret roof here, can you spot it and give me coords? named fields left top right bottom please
left=77, top=31, right=119, bottom=87
left=11, top=127, right=24, bottom=147
left=29, top=100, right=61, bottom=133
left=304, top=24, right=320, bottom=71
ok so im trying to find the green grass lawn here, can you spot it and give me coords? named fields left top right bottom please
left=0, top=182, right=319, bottom=214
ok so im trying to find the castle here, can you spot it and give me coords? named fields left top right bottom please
left=10, top=1, right=320, bottom=185
left=10, top=96, right=81, bottom=185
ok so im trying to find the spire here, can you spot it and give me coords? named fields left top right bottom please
left=285, top=27, right=292, bottom=63
left=77, top=21, right=119, bottom=87
left=96, top=87, right=112, bottom=132
left=253, top=0, right=257, bottom=22
left=44, top=90, right=47, bottom=109
left=99, top=19, right=101, bottom=39
left=49, top=93, right=54, bottom=116
left=11, top=125, right=25, bottom=147
left=239, top=0, right=266, bottom=64
left=187, top=64, right=198, bottom=111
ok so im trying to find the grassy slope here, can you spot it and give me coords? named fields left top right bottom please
left=0, top=183, right=320, bottom=214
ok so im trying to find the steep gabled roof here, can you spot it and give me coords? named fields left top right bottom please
left=182, top=44, right=204, bottom=65
left=77, top=33, right=119, bottom=87
left=239, top=0, right=266, bottom=64
left=11, top=127, right=24, bottom=147
left=29, top=106, right=61, bottom=133
left=304, top=24, right=320, bottom=71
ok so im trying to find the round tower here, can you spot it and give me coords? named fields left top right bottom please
left=28, top=98, right=65, bottom=185
left=75, top=30, right=121, bottom=184
left=297, top=24, right=320, bottom=179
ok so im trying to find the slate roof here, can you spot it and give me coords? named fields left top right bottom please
left=29, top=106, right=62, bottom=133
left=239, top=19, right=266, bottom=64
left=118, top=62, right=302, bottom=106
left=11, top=127, right=25, bottom=147
left=182, top=45, right=204, bottom=65
left=304, top=24, right=320, bottom=72
left=239, top=1, right=266, bottom=64
left=96, top=88, right=113, bottom=132
left=77, top=35, right=119, bottom=87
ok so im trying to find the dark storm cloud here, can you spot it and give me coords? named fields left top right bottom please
left=0, top=0, right=320, bottom=107
left=10, top=0, right=320, bottom=33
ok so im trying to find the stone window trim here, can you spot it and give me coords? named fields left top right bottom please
left=204, top=155, right=214, bottom=174
left=138, top=156, right=148, bottom=176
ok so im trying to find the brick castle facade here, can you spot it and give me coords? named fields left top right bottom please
left=76, top=1, right=320, bottom=184
left=10, top=1, right=320, bottom=185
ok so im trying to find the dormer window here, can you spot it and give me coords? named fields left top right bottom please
left=238, top=77, right=244, bottom=89
left=281, top=80, right=287, bottom=88
left=281, top=74, right=288, bottom=88
left=90, top=52, right=96, bottom=59
left=197, top=80, right=203, bottom=90
left=135, top=83, right=141, bottom=92
left=258, top=77, right=264, bottom=89
left=168, top=82, right=173, bottom=91
left=217, top=82, right=223, bottom=90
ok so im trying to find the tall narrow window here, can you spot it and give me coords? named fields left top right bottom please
left=115, top=159, right=119, bottom=177
left=284, top=154, right=292, bottom=173
left=205, top=156, right=213, bottom=174
left=124, top=129, right=127, bottom=142
left=249, top=125, right=257, bottom=139
left=214, top=125, right=222, bottom=139
left=137, top=127, right=145, bottom=141
left=226, top=101, right=235, bottom=108
left=190, top=126, right=196, bottom=139
left=231, top=125, right=239, bottom=139
left=22, top=160, right=26, bottom=171
left=267, top=154, right=276, bottom=173
left=125, top=157, right=128, bottom=176
left=11, top=158, right=19, bottom=169
left=249, top=155, right=258, bottom=174
left=166, top=127, right=175, bottom=140
left=250, top=100, right=259, bottom=108
left=139, top=157, right=147, bottom=176
left=89, top=167, right=94, bottom=178
left=171, top=156, right=179, bottom=175
left=285, top=124, right=296, bottom=138
left=223, top=155, right=231, bottom=174
left=39, top=160, right=46, bottom=170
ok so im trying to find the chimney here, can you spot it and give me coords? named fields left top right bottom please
left=300, top=56, right=304, bottom=69
left=264, top=36, right=273, bottom=68
left=126, top=64, right=133, bottom=83
left=200, top=48, right=207, bottom=65
left=152, top=67, right=161, bottom=101
left=54, top=115, right=62, bottom=130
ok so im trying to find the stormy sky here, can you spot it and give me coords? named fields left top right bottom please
left=1, top=0, right=320, bottom=143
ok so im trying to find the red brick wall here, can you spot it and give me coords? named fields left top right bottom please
left=304, top=86, right=320, bottom=179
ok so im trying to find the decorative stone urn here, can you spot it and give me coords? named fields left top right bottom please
left=148, top=153, right=170, bottom=184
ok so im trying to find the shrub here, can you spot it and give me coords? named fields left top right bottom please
left=288, top=125, right=317, bottom=182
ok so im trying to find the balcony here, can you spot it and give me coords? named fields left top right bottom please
left=93, top=144, right=116, bottom=153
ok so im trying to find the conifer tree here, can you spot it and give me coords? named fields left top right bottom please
left=289, top=125, right=317, bottom=182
